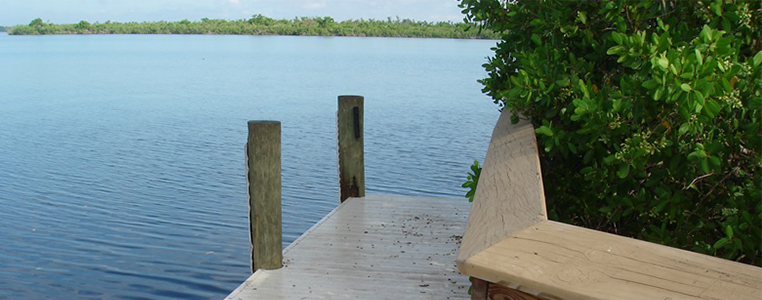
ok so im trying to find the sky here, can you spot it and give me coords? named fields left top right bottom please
left=0, top=0, right=468, bottom=26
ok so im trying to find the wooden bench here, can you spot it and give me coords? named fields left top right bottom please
left=456, top=110, right=762, bottom=300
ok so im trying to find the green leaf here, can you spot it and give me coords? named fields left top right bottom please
left=607, top=45, right=624, bottom=55
left=531, top=33, right=542, bottom=46
left=712, top=1, right=722, bottom=16
left=733, top=238, right=742, bottom=249
left=704, top=99, right=720, bottom=118
left=577, top=11, right=587, bottom=24
left=535, top=126, right=553, bottom=137
left=709, top=156, right=720, bottom=167
left=611, top=31, right=623, bottom=44
left=617, top=163, right=629, bottom=179
left=746, top=97, right=762, bottom=111
left=470, top=160, right=480, bottom=171
left=510, top=114, right=520, bottom=124
left=612, top=99, right=623, bottom=111
left=721, top=78, right=732, bottom=92
left=753, top=51, right=762, bottom=67
left=568, top=143, right=578, bottom=154
left=680, top=83, right=692, bottom=92
left=623, top=208, right=633, bottom=217
left=654, top=199, right=668, bottom=213
left=658, top=32, right=671, bottom=50
left=725, top=225, right=734, bottom=239
left=678, top=123, right=691, bottom=135
left=642, top=79, right=659, bottom=90
left=556, top=77, right=570, bottom=87
left=701, top=59, right=718, bottom=77
left=700, top=158, right=710, bottom=174
left=658, top=56, right=669, bottom=69
left=679, top=103, right=691, bottom=120
left=578, top=79, right=589, bottom=98
left=700, top=25, right=712, bottom=42
left=583, top=151, right=593, bottom=164
left=694, top=90, right=706, bottom=105
left=670, top=64, right=678, bottom=75
left=654, top=86, right=664, bottom=100
left=688, top=152, right=700, bottom=161
left=714, top=237, right=729, bottom=249
left=695, top=49, right=703, bottom=65
left=716, top=36, right=733, bottom=56
left=657, top=18, right=665, bottom=30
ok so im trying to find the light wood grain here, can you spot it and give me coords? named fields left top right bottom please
left=489, top=283, right=547, bottom=300
left=463, top=220, right=762, bottom=300
left=457, top=110, right=546, bottom=264
left=246, top=120, right=283, bottom=271
left=337, top=95, right=365, bottom=203
left=456, top=110, right=762, bottom=300
left=225, top=194, right=472, bottom=299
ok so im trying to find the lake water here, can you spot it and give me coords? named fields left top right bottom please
left=0, top=33, right=498, bottom=299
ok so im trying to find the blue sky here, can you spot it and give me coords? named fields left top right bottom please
left=1, top=0, right=467, bottom=26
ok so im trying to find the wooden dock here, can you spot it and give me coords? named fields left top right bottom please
left=227, top=95, right=761, bottom=299
left=225, top=194, right=472, bottom=299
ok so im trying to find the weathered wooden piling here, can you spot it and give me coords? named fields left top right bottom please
left=337, top=95, right=365, bottom=203
left=245, top=120, right=282, bottom=272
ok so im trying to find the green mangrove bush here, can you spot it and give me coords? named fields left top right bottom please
left=460, top=0, right=761, bottom=265
left=8, top=15, right=499, bottom=39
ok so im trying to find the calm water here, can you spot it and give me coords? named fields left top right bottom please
left=0, top=33, right=498, bottom=299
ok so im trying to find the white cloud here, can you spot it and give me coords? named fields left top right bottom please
left=229, top=0, right=241, bottom=5
left=301, top=0, right=326, bottom=10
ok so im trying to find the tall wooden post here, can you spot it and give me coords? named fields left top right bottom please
left=337, top=95, right=365, bottom=203
left=245, top=120, right=282, bottom=272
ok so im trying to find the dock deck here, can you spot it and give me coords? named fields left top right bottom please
left=225, top=194, right=471, bottom=299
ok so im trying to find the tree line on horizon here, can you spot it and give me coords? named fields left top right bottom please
left=7, top=15, right=499, bottom=39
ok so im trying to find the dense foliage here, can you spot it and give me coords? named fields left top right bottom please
left=8, top=16, right=499, bottom=39
left=460, top=0, right=761, bottom=265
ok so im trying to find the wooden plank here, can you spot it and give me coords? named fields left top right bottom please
left=471, top=277, right=489, bottom=300
left=455, top=109, right=762, bottom=300
left=225, top=194, right=472, bottom=299
left=489, top=284, right=549, bottom=300
left=457, top=110, right=546, bottom=264
left=246, top=120, right=283, bottom=271
left=337, top=95, right=365, bottom=203
left=461, top=220, right=762, bottom=300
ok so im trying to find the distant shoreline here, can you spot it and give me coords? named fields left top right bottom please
left=6, top=15, right=499, bottom=39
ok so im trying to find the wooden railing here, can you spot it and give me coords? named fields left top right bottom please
left=457, top=110, right=762, bottom=300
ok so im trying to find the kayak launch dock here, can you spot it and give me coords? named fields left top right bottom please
left=226, top=95, right=473, bottom=299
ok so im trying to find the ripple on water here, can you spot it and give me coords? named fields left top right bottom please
left=0, top=34, right=497, bottom=299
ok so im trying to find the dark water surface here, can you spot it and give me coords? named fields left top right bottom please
left=0, top=33, right=498, bottom=299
